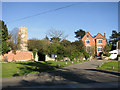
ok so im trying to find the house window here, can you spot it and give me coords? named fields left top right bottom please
left=87, top=35, right=89, bottom=38
left=97, top=39, right=102, bottom=43
left=86, top=40, right=90, bottom=44
left=97, top=46, right=102, bottom=52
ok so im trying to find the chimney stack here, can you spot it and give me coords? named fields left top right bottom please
left=104, top=31, right=106, bottom=38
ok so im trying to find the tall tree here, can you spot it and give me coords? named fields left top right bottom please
left=0, top=20, right=10, bottom=54
left=75, top=29, right=86, bottom=40
left=71, top=40, right=85, bottom=52
left=28, top=39, right=49, bottom=55
left=47, top=43, right=58, bottom=55
left=60, top=40, right=71, bottom=47
left=109, top=30, right=120, bottom=50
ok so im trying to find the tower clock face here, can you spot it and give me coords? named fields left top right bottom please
left=21, top=34, right=25, bottom=38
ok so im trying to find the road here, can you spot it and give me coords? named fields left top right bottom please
left=2, top=60, right=119, bottom=88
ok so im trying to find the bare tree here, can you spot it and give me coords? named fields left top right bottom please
left=47, top=28, right=68, bottom=42
left=8, top=28, right=20, bottom=51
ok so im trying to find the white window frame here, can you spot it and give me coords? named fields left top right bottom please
left=97, top=46, right=103, bottom=52
left=85, top=40, right=90, bottom=44
left=97, top=39, right=102, bottom=44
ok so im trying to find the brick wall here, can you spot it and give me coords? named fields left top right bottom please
left=1, top=50, right=33, bottom=62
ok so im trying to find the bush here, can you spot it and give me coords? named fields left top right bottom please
left=79, top=53, right=84, bottom=60
left=104, top=53, right=111, bottom=57
left=83, top=52, right=90, bottom=60
left=55, top=55, right=64, bottom=60
left=70, top=52, right=82, bottom=61
left=103, top=43, right=112, bottom=55
left=32, top=48, right=38, bottom=59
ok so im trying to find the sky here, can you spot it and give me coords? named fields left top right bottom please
left=2, top=2, right=118, bottom=42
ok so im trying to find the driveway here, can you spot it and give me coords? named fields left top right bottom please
left=2, top=60, right=119, bottom=88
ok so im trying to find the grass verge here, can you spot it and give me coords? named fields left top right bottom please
left=2, top=60, right=87, bottom=78
left=97, top=61, right=119, bottom=72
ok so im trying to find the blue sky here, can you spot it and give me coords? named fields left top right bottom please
left=2, top=2, right=118, bottom=42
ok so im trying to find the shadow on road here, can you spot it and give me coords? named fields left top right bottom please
left=85, top=69, right=120, bottom=76
left=3, top=61, right=119, bottom=89
left=3, top=62, right=102, bottom=88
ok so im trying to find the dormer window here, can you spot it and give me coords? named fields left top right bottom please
left=97, top=39, right=102, bottom=43
left=87, top=35, right=89, bottom=38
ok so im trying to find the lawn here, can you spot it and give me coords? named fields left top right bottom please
left=97, top=61, right=119, bottom=72
left=2, top=60, right=87, bottom=78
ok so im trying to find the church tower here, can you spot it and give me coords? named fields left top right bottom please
left=18, top=26, right=28, bottom=51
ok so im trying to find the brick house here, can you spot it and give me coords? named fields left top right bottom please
left=82, top=32, right=107, bottom=56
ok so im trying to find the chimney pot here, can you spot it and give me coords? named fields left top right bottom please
left=104, top=31, right=106, bottom=38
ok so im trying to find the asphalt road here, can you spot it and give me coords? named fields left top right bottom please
left=2, top=60, right=119, bottom=88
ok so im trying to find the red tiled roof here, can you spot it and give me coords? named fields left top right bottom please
left=94, top=33, right=106, bottom=40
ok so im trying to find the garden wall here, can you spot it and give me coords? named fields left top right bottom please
left=1, top=50, right=34, bottom=62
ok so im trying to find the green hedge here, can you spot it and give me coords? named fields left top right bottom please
left=83, top=52, right=90, bottom=60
